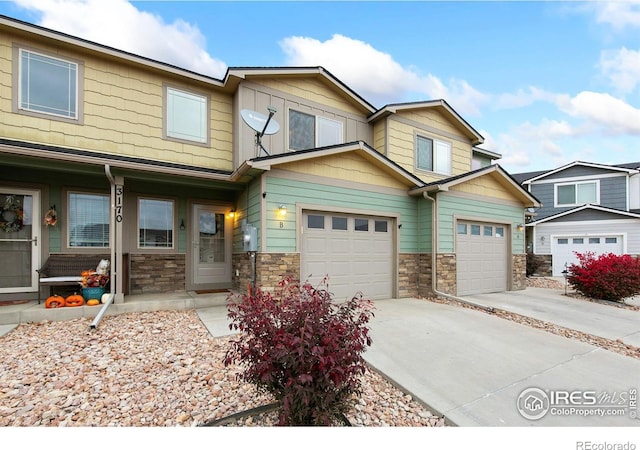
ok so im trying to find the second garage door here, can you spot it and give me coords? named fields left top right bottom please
left=456, top=220, right=508, bottom=295
left=301, top=211, right=394, bottom=300
left=551, top=235, right=624, bottom=276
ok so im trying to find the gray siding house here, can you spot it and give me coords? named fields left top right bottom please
left=513, top=161, right=640, bottom=276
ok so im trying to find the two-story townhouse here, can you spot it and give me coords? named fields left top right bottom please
left=0, top=15, right=539, bottom=305
left=513, top=161, right=640, bottom=276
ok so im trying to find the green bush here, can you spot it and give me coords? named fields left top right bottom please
left=224, top=277, right=375, bottom=426
left=567, top=252, right=640, bottom=302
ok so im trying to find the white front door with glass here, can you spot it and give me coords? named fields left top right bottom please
left=0, top=188, right=40, bottom=294
left=191, top=205, right=231, bottom=287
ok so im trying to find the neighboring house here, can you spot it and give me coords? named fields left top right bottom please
left=0, top=15, right=539, bottom=304
left=513, top=161, right=640, bottom=276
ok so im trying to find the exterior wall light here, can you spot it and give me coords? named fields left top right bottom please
left=277, top=205, right=287, bottom=217
left=227, top=209, right=235, bottom=219
left=517, top=223, right=524, bottom=232
left=180, top=219, right=185, bottom=231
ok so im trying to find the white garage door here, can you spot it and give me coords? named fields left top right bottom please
left=301, top=211, right=394, bottom=300
left=456, top=220, right=508, bottom=296
left=551, top=235, right=624, bottom=276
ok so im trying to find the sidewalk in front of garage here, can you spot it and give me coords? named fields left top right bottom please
left=462, top=286, right=640, bottom=347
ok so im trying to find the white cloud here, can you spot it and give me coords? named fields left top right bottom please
left=280, top=34, right=490, bottom=115
left=599, top=47, right=640, bottom=94
left=557, top=91, right=640, bottom=134
left=11, top=0, right=227, bottom=78
left=592, top=0, right=640, bottom=30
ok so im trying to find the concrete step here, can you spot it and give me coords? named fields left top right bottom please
left=0, top=291, right=233, bottom=325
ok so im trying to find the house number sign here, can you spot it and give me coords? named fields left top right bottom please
left=115, top=185, right=124, bottom=222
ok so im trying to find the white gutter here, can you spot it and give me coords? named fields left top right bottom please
left=422, top=191, right=495, bottom=312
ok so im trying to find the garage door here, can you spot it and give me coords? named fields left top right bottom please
left=551, top=235, right=624, bottom=276
left=301, top=211, right=394, bottom=300
left=456, top=220, right=508, bottom=295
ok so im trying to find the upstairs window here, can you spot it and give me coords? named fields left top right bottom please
left=555, top=181, right=598, bottom=207
left=416, top=135, right=451, bottom=175
left=165, top=86, right=209, bottom=145
left=289, top=110, right=343, bottom=150
left=17, top=48, right=80, bottom=120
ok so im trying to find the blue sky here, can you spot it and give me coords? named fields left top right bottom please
left=1, top=0, right=639, bottom=175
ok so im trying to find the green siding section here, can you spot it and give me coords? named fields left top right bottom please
left=437, top=193, right=525, bottom=253
left=233, top=178, right=263, bottom=253
left=265, top=176, right=420, bottom=253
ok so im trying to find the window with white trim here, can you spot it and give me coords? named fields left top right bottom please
left=555, top=181, right=598, bottom=207
left=138, top=198, right=174, bottom=248
left=416, top=135, right=451, bottom=175
left=68, top=192, right=110, bottom=248
left=18, top=48, right=79, bottom=120
left=165, top=86, right=209, bottom=144
left=289, top=110, right=343, bottom=150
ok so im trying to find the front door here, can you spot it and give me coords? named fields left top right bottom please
left=0, top=188, right=40, bottom=294
left=191, top=204, right=231, bottom=288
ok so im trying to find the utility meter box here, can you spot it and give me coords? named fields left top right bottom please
left=242, top=222, right=257, bottom=252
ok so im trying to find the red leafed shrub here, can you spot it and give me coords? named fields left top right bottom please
left=223, top=277, right=375, bottom=426
left=567, top=252, right=640, bottom=302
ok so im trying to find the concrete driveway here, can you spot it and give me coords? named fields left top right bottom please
left=364, top=298, right=640, bottom=427
left=463, top=287, right=640, bottom=347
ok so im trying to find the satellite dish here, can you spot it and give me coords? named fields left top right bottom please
left=241, top=107, right=280, bottom=156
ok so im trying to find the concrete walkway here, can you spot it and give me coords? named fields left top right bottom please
left=463, top=287, right=640, bottom=347
left=363, top=298, right=640, bottom=426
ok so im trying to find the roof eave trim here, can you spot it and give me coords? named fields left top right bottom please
left=526, top=161, right=639, bottom=183
left=529, top=204, right=640, bottom=225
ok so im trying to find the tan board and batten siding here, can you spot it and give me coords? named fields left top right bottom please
left=1, top=33, right=234, bottom=171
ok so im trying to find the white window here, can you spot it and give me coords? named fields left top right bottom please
left=555, top=181, right=598, bottom=207
left=289, top=110, right=343, bottom=150
left=165, top=86, right=208, bottom=144
left=18, top=48, right=79, bottom=120
left=68, top=192, right=109, bottom=248
left=138, top=198, right=174, bottom=248
left=416, top=135, right=451, bottom=175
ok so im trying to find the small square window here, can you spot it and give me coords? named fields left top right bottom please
left=605, top=237, right=617, bottom=244
left=307, top=215, right=325, bottom=229
left=470, top=225, right=481, bottom=236
left=355, top=218, right=369, bottom=232
left=165, top=86, right=208, bottom=144
left=374, top=220, right=388, bottom=232
left=573, top=238, right=584, bottom=244
left=589, top=238, right=600, bottom=244
left=483, top=226, right=493, bottom=237
left=495, top=227, right=504, bottom=238
left=558, top=238, right=569, bottom=245
left=457, top=223, right=467, bottom=235
left=332, top=217, right=347, bottom=230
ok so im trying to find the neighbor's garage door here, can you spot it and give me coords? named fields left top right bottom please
left=551, top=235, right=623, bottom=276
left=301, top=211, right=394, bottom=300
left=456, top=220, right=508, bottom=295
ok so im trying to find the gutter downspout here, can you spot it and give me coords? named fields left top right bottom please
left=90, top=165, right=116, bottom=329
left=422, top=191, right=494, bottom=313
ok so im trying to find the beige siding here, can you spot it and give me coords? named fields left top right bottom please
left=373, top=121, right=386, bottom=154
left=237, top=83, right=371, bottom=163
left=386, top=112, right=473, bottom=182
left=275, top=153, right=409, bottom=190
left=1, top=33, right=233, bottom=171
left=449, top=174, right=516, bottom=201
left=254, top=78, right=365, bottom=115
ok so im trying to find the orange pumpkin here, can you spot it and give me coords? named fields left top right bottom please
left=45, top=294, right=66, bottom=308
left=65, top=293, right=84, bottom=307
left=81, top=270, right=93, bottom=277
left=87, top=299, right=100, bottom=306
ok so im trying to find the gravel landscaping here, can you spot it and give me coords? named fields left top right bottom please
left=0, top=309, right=446, bottom=427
